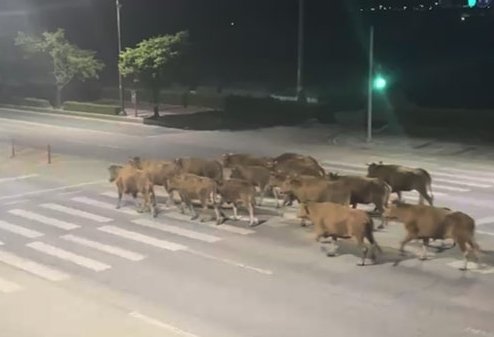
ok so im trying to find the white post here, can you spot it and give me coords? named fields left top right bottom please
left=296, top=0, right=306, bottom=102
left=116, top=0, right=126, bottom=116
left=366, top=26, right=374, bottom=143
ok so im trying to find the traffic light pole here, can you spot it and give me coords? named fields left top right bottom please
left=366, top=25, right=374, bottom=143
left=116, top=0, right=126, bottom=116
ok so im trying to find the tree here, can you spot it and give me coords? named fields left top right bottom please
left=15, top=29, right=104, bottom=108
left=119, top=31, right=188, bottom=118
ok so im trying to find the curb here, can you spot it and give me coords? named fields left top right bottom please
left=0, top=104, right=144, bottom=124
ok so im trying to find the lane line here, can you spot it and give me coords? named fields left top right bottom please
left=98, top=226, right=187, bottom=251
left=102, top=189, right=169, bottom=199
left=0, top=180, right=106, bottom=201
left=0, top=220, right=44, bottom=238
left=437, top=166, right=494, bottom=177
left=2, top=199, right=29, bottom=206
left=477, top=230, right=494, bottom=237
left=132, top=219, right=222, bottom=243
left=187, top=249, right=273, bottom=275
left=71, top=196, right=137, bottom=215
left=0, top=174, right=38, bottom=184
left=429, top=171, right=494, bottom=184
left=40, top=203, right=113, bottom=223
left=0, top=250, right=70, bottom=281
left=432, top=178, right=491, bottom=188
left=61, top=234, right=145, bottom=262
left=27, top=241, right=111, bottom=272
left=163, top=213, right=255, bottom=235
left=8, top=209, right=79, bottom=230
left=447, top=261, right=494, bottom=274
left=322, top=161, right=366, bottom=170
left=0, top=277, right=23, bottom=293
left=431, top=184, right=470, bottom=192
left=476, top=217, right=494, bottom=226
left=323, top=166, right=364, bottom=175
left=129, top=311, right=201, bottom=337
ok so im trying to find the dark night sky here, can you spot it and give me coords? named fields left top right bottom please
left=1, top=0, right=494, bottom=107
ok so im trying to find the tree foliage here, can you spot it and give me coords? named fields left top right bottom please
left=15, top=29, right=104, bottom=106
left=119, top=31, right=188, bottom=116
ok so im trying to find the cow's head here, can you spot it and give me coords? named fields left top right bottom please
left=128, top=156, right=142, bottom=169
left=107, top=165, right=123, bottom=183
left=366, top=162, right=383, bottom=177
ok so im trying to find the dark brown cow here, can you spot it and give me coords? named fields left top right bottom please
left=230, top=164, right=274, bottom=206
left=221, top=153, right=273, bottom=168
left=175, top=157, right=223, bottom=184
left=367, top=162, right=433, bottom=205
left=217, top=178, right=258, bottom=226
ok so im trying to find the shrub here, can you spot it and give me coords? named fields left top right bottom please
left=63, top=101, right=120, bottom=115
left=0, top=96, right=52, bottom=108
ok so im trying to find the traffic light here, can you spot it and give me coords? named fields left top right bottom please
left=373, top=74, right=387, bottom=90
left=468, top=0, right=477, bottom=7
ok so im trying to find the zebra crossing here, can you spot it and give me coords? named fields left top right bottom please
left=0, top=190, right=259, bottom=295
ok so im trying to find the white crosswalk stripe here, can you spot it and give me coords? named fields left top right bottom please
left=102, top=190, right=169, bottom=199
left=27, top=241, right=111, bottom=272
left=40, top=203, right=113, bottom=223
left=164, top=212, right=255, bottom=235
left=0, top=174, right=38, bottom=184
left=132, top=219, right=222, bottom=243
left=71, top=196, right=137, bottom=215
left=0, top=277, right=22, bottom=293
left=436, top=166, right=494, bottom=178
left=476, top=217, right=494, bottom=226
left=0, top=250, right=70, bottom=281
left=430, top=171, right=494, bottom=184
left=98, top=225, right=187, bottom=251
left=8, top=209, right=79, bottom=230
left=0, top=220, right=44, bottom=238
left=432, top=178, right=491, bottom=188
left=431, top=184, right=469, bottom=192
left=61, top=234, right=146, bottom=261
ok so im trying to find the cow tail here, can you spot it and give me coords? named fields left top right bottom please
left=419, top=168, right=434, bottom=201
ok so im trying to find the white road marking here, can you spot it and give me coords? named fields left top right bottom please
left=164, top=212, right=255, bottom=235
left=432, top=177, right=491, bottom=188
left=477, top=230, right=494, bottom=237
left=132, top=219, right=222, bottom=243
left=40, top=203, right=113, bottom=223
left=476, top=217, right=494, bottom=226
left=439, top=166, right=494, bottom=177
left=0, top=174, right=38, bottom=184
left=101, top=189, right=169, bottom=199
left=447, top=261, right=494, bottom=274
left=129, top=311, right=201, bottom=337
left=61, top=234, right=145, bottom=262
left=430, top=171, right=494, bottom=184
left=71, top=196, right=137, bottom=215
left=0, top=250, right=70, bottom=281
left=187, top=249, right=273, bottom=275
left=2, top=199, right=28, bottom=206
left=0, top=277, right=22, bottom=293
left=322, top=161, right=366, bottom=170
left=8, top=209, right=79, bottom=230
left=98, top=226, right=187, bottom=251
left=27, top=241, right=111, bottom=272
left=0, top=241, right=3, bottom=245
left=431, top=184, right=470, bottom=192
left=0, top=220, right=44, bottom=238
left=0, top=180, right=106, bottom=201
left=323, top=166, right=364, bottom=175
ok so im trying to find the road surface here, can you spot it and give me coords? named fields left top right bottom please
left=1, top=108, right=494, bottom=337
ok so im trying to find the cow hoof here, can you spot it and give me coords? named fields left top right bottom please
left=191, top=215, right=199, bottom=221
left=116, top=205, right=121, bottom=210
left=419, top=256, right=428, bottom=261
left=357, top=262, right=366, bottom=267
left=399, top=251, right=407, bottom=257
left=459, top=267, right=468, bottom=271
left=377, top=224, right=384, bottom=230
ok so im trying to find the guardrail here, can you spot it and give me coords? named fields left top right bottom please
left=8, top=139, right=52, bottom=164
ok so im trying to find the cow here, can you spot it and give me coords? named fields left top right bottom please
left=328, top=173, right=391, bottom=228
left=107, top=164, right=157, bottom=217
left=221, top=153, right=273, bottom=169
left=175, top=157, right=223, bottom=184
left=298, top=202, right=382, bottom=266
left=383, top=202, right=480, bottom=270
left=273, top=153, right=326, bottom=178
left=166, top=173, right=223, bottom=224
left=367, top=162, right=433, bottom=205
left=217, top=178, right=258, bottom=226
left=129, top=157, right=180, bottom=205
left=230, top=164, right=275, bottom=206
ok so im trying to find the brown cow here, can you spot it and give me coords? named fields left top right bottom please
left=129, top=157, right=179, bottom=205
left=383, top=203, right=480, bottom=270
left=328, top=173, right=391, bottom=228
left=367, top=162, right=433, bottom=205
left=230, top=164, right=275, bottom=206
left=108, top=164, right=157, bottom=217
left=221, top=153, right=273, bottom=168
left=217, top=178, right=258, bottom=226
left=175, top=157, right=223, bottom=184
left=298, top=202, right=382, bottom=266
left=273, top=153, right=326, bottom=178
left=166, top=173, right=222, bottom=224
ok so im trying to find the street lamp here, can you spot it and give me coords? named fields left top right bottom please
left=296, top=0, right=306, bottom=103
left=116, top=0, right=126, bottom=115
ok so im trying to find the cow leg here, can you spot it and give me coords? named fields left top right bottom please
left=399, top=233, right=416, bottom=256
left=356, top=237, right=368, bottom=266
left=258, top=185, right=267, bottom=206
left=457, top=240, right=469, bottom=271
left=190, top=203, right=199, bottom=220
left=272, top=187, right=281, bottom=208
left=419, top=238, right=429, bottom=260
left=232, top=203, right=240, bottom=220
left=116, top=188, right=123, bottom=209
left=199, top=195, right=210, bottom=222
left=213, top=205, right=223, bottom=225
left=248, top=201, right=258, bottom=227
left=396, top=191, right=403, bottom=202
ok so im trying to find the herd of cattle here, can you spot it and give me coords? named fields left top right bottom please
left=107, top=152, right=481, bottom=270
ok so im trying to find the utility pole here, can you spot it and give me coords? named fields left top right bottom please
left=116, top=0, right=126, bottom=115
left=296, top=0, right=306, bottom=103
left=366, top=25, right=375, bottom=143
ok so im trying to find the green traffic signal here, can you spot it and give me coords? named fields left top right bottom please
left=468, top=0, right=476, bottom=7
left=373, top=75, right=387, bottom=90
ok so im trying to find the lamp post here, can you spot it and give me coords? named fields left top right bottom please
left=116, top=0, right=126, bottom=115
left=366, top=26, right=375, bottom=143
left=296, top=0, right=306, bottom=103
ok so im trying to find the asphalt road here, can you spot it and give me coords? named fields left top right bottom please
left=1, top=108, right=494, bottom=337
